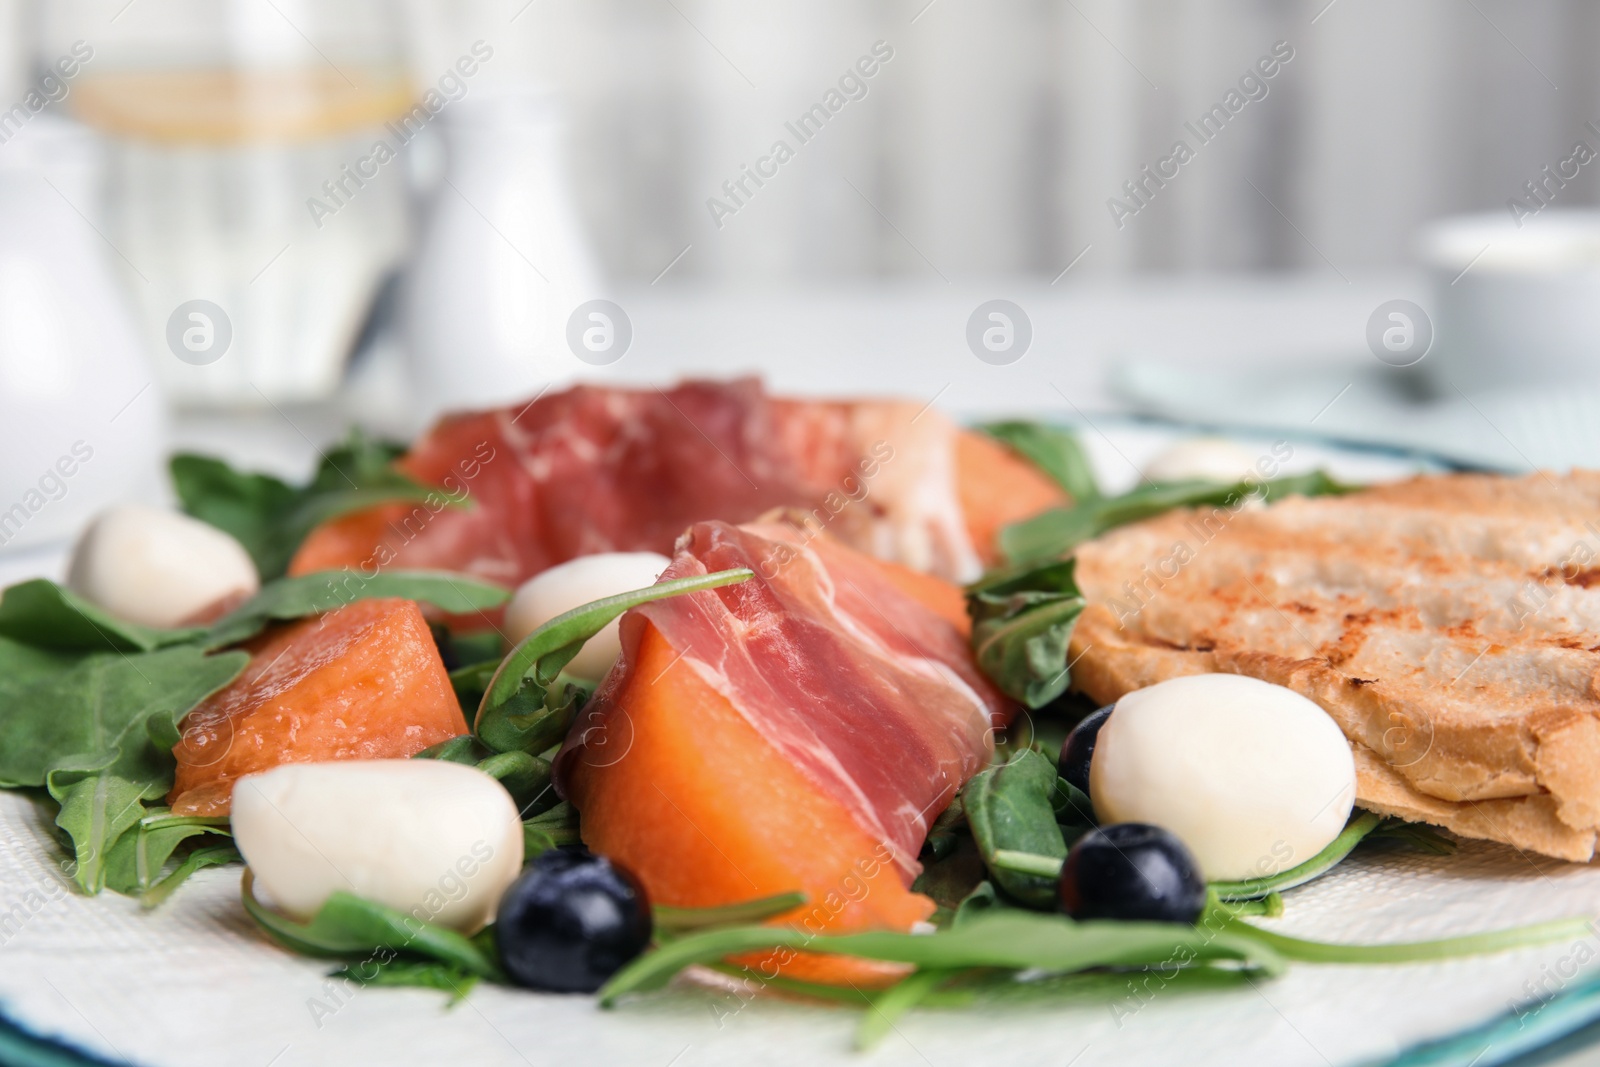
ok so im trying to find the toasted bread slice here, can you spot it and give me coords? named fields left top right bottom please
left=1069, top=471, right=1600, bottom=862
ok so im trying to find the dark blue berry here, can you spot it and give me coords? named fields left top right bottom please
left=1058, top=823, right=1206, bottom=924
left=495, top=847, right=652, bottom=992
left=1058, top=704, right=1113, bottom=795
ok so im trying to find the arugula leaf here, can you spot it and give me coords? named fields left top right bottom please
left=419, top=742, right=563, bottom=820
left=241, top=872, right=502, bottom=979
left=998, top=470, right=1357, bottom=565
left=967, top=560, right=1086, bottom=708
left=0, top=568, right=508, bottom=659
left=963, top=751, right=1068, bottom=908
left=334, top=958, right=479, bottom=1000
left=920, top=796, right=966, bottom=863
left=979, top=422, right=1100, bottom=502
left=4, top=645, right=251, bottom=891
left=1051, top=776, right=1096, bottom=827
left=522, top=821, right=581, bottom=856
left=415, top=734, right=484, bottom=765
left=433, top=627, right=502, bottom=672
left=51, top=774, right=148, bottom=895
left=104, top=808, right=233, bottom=903
left=0, top=580, right=203, bottom=652
left=599, top=911, right=1285, bottom=1005
left=202, top=570, right=510, bottom=650
left=951, top=880, right=1007, bottom=926
left=448, top=660, right=500, bottom=718
left=136, top=843, right=239, bottom=908
left=911, top=837, right=987, bottom=920
left=171, top=430, right=445, bottom=580
left=0, top=646, right=249, bottom=789
left=0, top=635, right=86, bottom=700
left=520, top=800, right=581, bottom=857
left=1210, top=812, right=1382, bottom=901
left=473, top=751, right=555, bottom=814
left=475, top=568, right=753, bottom=755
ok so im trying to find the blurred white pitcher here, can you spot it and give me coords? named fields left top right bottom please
left=0, top=118, right=164, bottom=553
left=405, top=87, right=601, bottom=424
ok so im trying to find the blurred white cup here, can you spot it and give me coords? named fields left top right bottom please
left=1422, top=210, right=1600, bottom=392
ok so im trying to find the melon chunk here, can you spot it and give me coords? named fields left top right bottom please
left=955, top=429, right=1069, bottom=565
left=566, top=624, right=934, bottom=987
left=168, top=597, right=467, bottom=816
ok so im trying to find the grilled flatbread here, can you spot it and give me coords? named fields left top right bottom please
left=1069, top=471, right=1600, bottom=862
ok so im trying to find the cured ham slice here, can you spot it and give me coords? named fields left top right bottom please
left=556, top=520, right=1008, bottom=979
left=289, top=380, right=1063, bottom=594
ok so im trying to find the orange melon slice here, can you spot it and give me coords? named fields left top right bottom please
left=287, top=503, right=412, bottom=577
left=567, top=624, right=931, bottom=987
left=867, top=553, right=972, bottom=635
left=955, top=429, right=1068, bottom=565
left=168, top=597, right=467, bottom=816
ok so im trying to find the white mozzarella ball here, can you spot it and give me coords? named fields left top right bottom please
left=1089, top=674, right=1356, bottom=881
left=66, top=504, right=259, bottom=628
left=503, top=552, right=672, bottom=680
left=1141, top=438, right=1259, bottom=485
left=232, top=760, right=524, bottom=934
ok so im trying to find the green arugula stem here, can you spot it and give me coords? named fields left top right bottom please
left=139, top=844, right=239, bottom=908
left=990, top=848, right=1065, bottom=879
left=475, top=568, right=752, bottom=756
left=992, top=811, right=1389, bottom=901
left=240, top=872, right=502, bottom=980
left=599, top=913, right=1283, bottom=1006
left=481, top=568, right=754, bottom=712
left=654, top=892, right=808, bottom=934
left=855, top=968, right=961, bottom=1051
left=1210, top=904, right=1593, bottom=964
left=1224, top=892, right=1284, bottom=918
left=1210, top=812, right=1383, bottom=901
left=137, top=812, right=231, bottom=831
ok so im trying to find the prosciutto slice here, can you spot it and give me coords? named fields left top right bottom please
left=555, top=519, right=1006, bottom=878
left=291, top=378, right=982, bottom=587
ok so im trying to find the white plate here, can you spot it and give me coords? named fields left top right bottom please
left=3, top=423, right=1593, bottom=1067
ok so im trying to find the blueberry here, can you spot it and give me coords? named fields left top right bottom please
left=495, top=847, right=653, bottom=992
left=1058, top=704, right=1113, bottom=796
left=1057, top=823, right=1206, bottom=924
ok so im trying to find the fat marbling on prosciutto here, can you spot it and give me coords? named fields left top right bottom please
left=290, top=379, right=999, bottom=588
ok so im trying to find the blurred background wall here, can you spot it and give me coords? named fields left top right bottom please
left=412, top=0, right=1600, bottom=282
left=4, top=0, right=1597, bottom=285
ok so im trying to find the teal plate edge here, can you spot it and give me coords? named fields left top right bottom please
left=1371, top=973, right=1600, bottom=1067
left=0, top=1009, right=127, bottom=1067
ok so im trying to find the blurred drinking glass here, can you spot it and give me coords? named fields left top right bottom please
left=41, top=0, right=413, bottom=407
